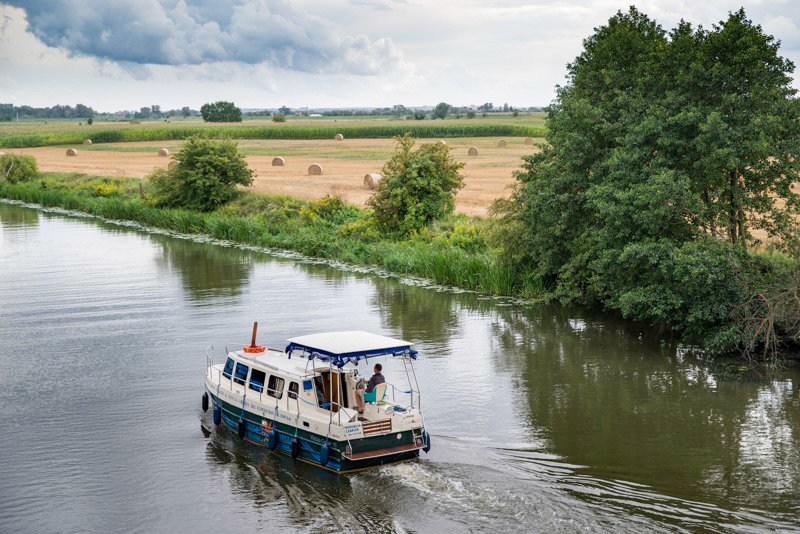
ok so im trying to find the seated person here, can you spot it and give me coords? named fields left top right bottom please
left=355, top=363, right=385, bottom=413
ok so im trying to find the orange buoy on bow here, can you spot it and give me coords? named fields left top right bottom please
left=244, top=321, right=266, bottom=352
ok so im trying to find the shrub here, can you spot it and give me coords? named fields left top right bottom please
left=368, top=134, right=464, bottom=235
left=466, top=111, right=476, bottom=119
left=0, top=154, right=38, bottom=183
left=299, top=195, right=362, bottom=226
left=147, top=136, right=253, bottom=211
left=272, top=114, right=286, bottom=123
left=338, top=218, right=381, bottom=242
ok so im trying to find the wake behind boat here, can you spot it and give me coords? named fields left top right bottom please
left=203, top=324, right=431, bottom=473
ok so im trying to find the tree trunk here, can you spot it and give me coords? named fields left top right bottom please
left=728, top=170, right=738, bottom=246
left=702, top=188, right=716, bottom=237
left=737, top=168, right=747, bottom=249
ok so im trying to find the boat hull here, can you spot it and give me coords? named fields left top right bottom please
left=208, top=390, right=422, bottom=473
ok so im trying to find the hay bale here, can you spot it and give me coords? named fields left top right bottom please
left=272, top=157, right=285, bottom=167
left=524, top=137, right=533, bottom=145
left=334, top=133, right=344, bottom=141
left=437, top=140, right=446, bottom=145
left=66, top=148, right=78, bottom=157
left=468, top=147, right=478, bottom=156
left=497, top=139, right=507, bottom=147
left=308, top=163, right=324, bottom=176
left=83, top=139, right=92, bottom=145
left=168, top=160, right=179, bottom=170
left=364, top=173, right=382, bottom=189
left=158, top=148, right=170, bottom=157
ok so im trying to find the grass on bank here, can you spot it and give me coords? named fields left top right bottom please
left=0, top=172, right=542, bottom=297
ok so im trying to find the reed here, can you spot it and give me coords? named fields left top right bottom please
left=0, top=173, right=542, bottom=298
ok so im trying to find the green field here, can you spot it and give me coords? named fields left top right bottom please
left=0, top=113, right=547, bottom=148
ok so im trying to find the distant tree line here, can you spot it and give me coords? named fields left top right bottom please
left=0, top=103, right=95, bottom=121
left=1, top=101, right=544, bottom=123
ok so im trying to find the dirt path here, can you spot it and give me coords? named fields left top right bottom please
left=14, top=138, right=540, bottom=216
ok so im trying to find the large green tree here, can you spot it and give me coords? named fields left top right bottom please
left=200, top=101, right=243, bottom=122
left=495, top=7, right=800, bottom=351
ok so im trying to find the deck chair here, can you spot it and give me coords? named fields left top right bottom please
left=363, top=383, right=387, bottom=404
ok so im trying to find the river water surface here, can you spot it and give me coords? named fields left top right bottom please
left=0, top=202, right=798, bottom=533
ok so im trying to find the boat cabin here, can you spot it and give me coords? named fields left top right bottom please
left=207, top=331, right=423, bottom=431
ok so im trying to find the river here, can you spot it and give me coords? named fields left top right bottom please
left=0, top=202, right=798, bottom=533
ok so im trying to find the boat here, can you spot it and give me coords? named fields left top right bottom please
left=202, top=323, right=430, bottom=473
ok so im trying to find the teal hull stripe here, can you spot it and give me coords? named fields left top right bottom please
left=218, top=401, right=343, bottom=470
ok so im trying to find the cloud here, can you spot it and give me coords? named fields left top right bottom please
left=5, top=0, right=407, bottom=75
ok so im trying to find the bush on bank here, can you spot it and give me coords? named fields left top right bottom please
left=0, top=154, right=38, bottom=183
left=147, top=136, right=253, bottom=211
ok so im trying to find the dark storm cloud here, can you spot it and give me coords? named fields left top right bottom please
left=5, top=0, right=404, bottom=74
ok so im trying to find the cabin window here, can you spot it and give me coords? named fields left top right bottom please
left=223, top=357, right=235, bottom=379
left=249, top=369, right=266, bottom=393
left=267, top=375, right=285, bottom=399
left=234, top=362, right=249, bottom=386
left=288, top=382, right=299, bottom=400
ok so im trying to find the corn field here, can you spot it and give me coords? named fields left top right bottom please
left=0, top=124, right=547, bottom=148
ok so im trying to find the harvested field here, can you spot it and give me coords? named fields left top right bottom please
left=12, top=137, right=542, bottom=216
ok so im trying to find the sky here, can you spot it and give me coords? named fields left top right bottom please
left=1, top=1, right=799, bottom=112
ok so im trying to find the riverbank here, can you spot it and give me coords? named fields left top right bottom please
left=0, top=172, right=541, bottom=298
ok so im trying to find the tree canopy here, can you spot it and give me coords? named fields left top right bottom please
left=494, top=7, right=800, bottom=355
left=200, top=101, right=243, bottom=123
left=431, top=102, right=451, bottom=120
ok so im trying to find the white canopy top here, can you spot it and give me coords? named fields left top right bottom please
left=285, top=331, right=412, bottom=357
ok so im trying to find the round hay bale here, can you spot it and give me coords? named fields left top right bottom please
left=83, top=139, right=92, bottom=145
left=437, top=140, right=447, bottom=145
left=168, top=160, right=179, bottom=170
left=468, top=147, right=478, bottom=156
left=334, top=133, right=344, bottom=141
left=308, top=163, right=324, bottom=176
left=524, top=137, right=533, bottom=145
left=497, top=139, right=507, bottom=147
left=271, top=157, right=285, bottom=167
left=364, top=173, right=382, bottom=189
left=158, top=148, right=170, bottom=157
left=66, top=148, right=78, bottom=157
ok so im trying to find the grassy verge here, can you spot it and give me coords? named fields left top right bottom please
left=0, top=124, right=547, bottom=148
left=0, top=173, right=542, bottom=297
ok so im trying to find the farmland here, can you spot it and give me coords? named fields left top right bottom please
left=10, top=136, right=541, bottom=216
left=2, top=114, right=546, bottom=216
left=0, top=113, right=547, bottom=148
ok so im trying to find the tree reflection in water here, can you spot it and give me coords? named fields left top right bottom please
left=153, top=236, right=254, bottom=303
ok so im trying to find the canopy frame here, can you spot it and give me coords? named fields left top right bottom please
left=285, top=343, right=417, bottom=369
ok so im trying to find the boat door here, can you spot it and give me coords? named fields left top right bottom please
left=319, top=370, right=342, bottom=412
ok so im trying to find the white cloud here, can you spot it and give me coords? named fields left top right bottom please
left=0, top=1, right=798, bottom=110
left=4, top=0, right=408, bottom=75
